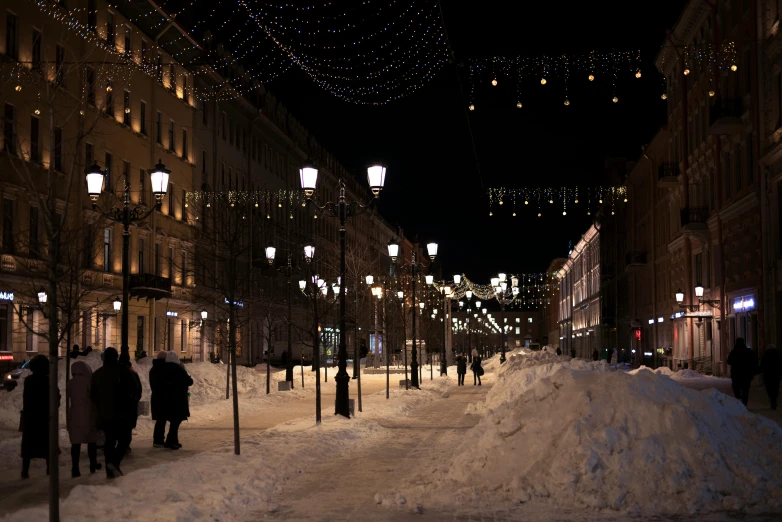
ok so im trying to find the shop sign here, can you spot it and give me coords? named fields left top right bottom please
left=166, top=311, right=178, bottom=317
left=224, top=298, right=244, bottom=307
left=733, top=296, right=755, bottom=312
left=0, top=354, right=13, bottom=361
left=643, top=351, right=653, bottom=357
left=0, top=292, right=13, bottom=301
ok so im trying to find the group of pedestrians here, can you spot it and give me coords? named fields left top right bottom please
left=20, top=348, right=192, bottom=480
left=728, top=337, right=782, bottom=409
left=455, top=349, right=483, bottom=386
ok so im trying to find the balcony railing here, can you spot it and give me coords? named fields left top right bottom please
left=680, top=207, right=709, bottom=228
left=129, top=273, right=171, bottom=300
left=657, top=162, right=680, bottom=180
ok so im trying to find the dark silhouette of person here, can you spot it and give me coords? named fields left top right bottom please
left=727, top=337, right=758, bottom=406
left=21, top=355, right=54, bottom=479
left=761, top=344, right=782, bottom=410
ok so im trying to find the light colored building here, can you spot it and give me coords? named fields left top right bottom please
left=557, top=225, right=601, bottom=359
left=542, top=258, right=566, bottom=348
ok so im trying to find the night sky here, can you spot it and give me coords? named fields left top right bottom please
left=182, top=1, right=687, bottom=282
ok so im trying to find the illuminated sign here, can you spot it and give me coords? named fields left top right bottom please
left=0, top=292, right=13, bottom=301
left=733, top=296, right=755, bottom=312
left=634, top=329, right=642, bottom=341
left=0, top=354, right=13, bottom=361
left=658, top=317, right=664, bottom=323
left=648, top=319, right=654, bottom=325
left=166, top=311, right=178, bottom=317
left=643, top=352, right=653, bottom=357
left=224, top=298, right=244, bottom=308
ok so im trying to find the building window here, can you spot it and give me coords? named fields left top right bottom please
left=55, top=44, right=65, bottom=85
left=26, top=308, right=36, bottom=352
left=83, top=227, right=92, bottom=268
left=104, top=152, right=113, bottom=192
left=201, top=151, right=207, bottom=176
left=180, top=250, right=187, bottom=285
left=29, top=205, right=39, bottom=257
left=103, top=228, right=112, bottom=272
left=137, top=316, right=145, bottom=354
left=140, top=101, right=147, bottom=135
left=182, top=128, right=188, bottom=160
left=168, top=245, right=174, bottom=278
left=734, top=143, right=742, bottom=192
left=181, top=188, right=187, bottom=222
left=106, top=11, right=115, bottom=47
left=181, top=319, right=186, bottom=352
left=746, top=134, right=754, bottom=185
left=53, top=128, right=62, bottom=171
left=168, top=183, right=174, bottom=216
left=86, top=67, right=95, bottom=105
left=141, top=39, right=148, bottom=64
left=87, top=0, right=96, bottom=30
left=30, top=115, right=40, bottom=162
left=123, top=26, right=131, bottom=55
left=123, top=90, right=131, bottom=126
left=156, top=111, right=162, bottom=145
left=2, top=198, right=13, bottom=254
left=723, top=152, right=731, bottom=199
left=6, top=12, right=18, bottom=60
left=202, top=100, right=208, bottom=126
left=2, top=103, right=14, bottom=154
left=168, top=120, right=175, bottom=151
left=169, top=64, right=176, bottom=91
left=155, top=243, right=160, bottom=275
left=138, top=236, right=145, bottom=274
left=695, top=252, right=703, bottom=285
left=31, top=29, right=42, bottom=72
left=527, top=317, right=533, bottom=323
left=122, top=160, right=130, bottom=191
left=139, top=168, right=146, bottom=205
left=105, top=80, right=114, bottom=115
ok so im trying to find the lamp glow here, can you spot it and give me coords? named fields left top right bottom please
left=675, top=288, right=684, bottom=304
left=85, top=163, right=105, bottom=201
left=113, top=297, right=121, bottom=312
left=367, top=165, right=386, bottom=196
left=425, top=275, right=434, bottom=285
left=387, top=241, right=399, bottom=261
left=265, top=246, right=276, bottom=264
left=149, top=160, right=171, bottom=203
left=426, top=242, right=438, bottom=260
left=299, top=166, right=318, bottom=196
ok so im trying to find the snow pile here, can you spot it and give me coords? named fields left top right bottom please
left=400, top=352, right=782, bottom=515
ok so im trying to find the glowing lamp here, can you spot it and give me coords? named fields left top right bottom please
left=367, top=165, right=386, bottom=196
left=299, top=166, right=318, bottom=196
left=675, top=288, right=684, bottom=304
left=85, top=163, right=105, bottom=201
left=265, top=246, right=276, bottom=265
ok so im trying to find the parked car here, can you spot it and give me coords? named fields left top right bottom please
left=4, top=360, right=31, bottom=391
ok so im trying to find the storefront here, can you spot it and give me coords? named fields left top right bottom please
left=0, top=291, right=14, bottom=357
left=729, top=293, right=758, bottom=353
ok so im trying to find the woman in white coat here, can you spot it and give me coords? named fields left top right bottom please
left=67, top=361, right=101, bottom=477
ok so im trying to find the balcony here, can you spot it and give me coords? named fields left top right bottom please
left=129, top=273, right=171, bottom=301
left=625, top=251, right=647, bottom=271
left=657, top=162, right=680, bottom=188
left=680, top=207, right=709, bottom=236
left=709, top=99, right=744, bottom=135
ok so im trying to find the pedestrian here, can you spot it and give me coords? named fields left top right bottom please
left=556, top=347, right=562, bottom=356
left=91, top=347, right=139, bottom=478
left=66, top=361, right=101, bottom=477
left=607, top=348, right=613, bottom=366
left=570, top=348, right=576, bottom=359
left=163, top=351, right=193, bottom=450
left=21, top=355, right=53, bottom=479
left=592, top=348, right=599, bottom=361
left=84, top=345, right=92, bottom=355
left=150, top=351, right=168, bottom=448
left=119, top=352, right=142, bottom=454
left=727, top=337, right=759, bottom=406
left=456, top=354, right=467, bottom=386
left=761, top=344, right=782, bottom=410
left=70, top=344, right=81, bottom=360
left=471, top=354, right=483, bottom=386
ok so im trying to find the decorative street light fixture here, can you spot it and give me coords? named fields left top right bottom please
left=492, top=273, right=519, bottom=363
left=113, top=297, right=122, bottom=313
left=675, top=285, right=720, bottom=311
left=302, top=164, right=386, bottom=417
left=37, top=288, right=47, bottom=306
left=85, top=160, right=169, bottom=357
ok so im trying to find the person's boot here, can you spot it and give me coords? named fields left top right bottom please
left=90, top=462, right=102, bottom=473
left=71, top=467, right=81, bottom=478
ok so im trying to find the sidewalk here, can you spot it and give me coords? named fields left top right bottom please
left=676, top=377, right=782, bottom=428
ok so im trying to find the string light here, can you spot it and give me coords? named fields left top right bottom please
left=488, top=186, right=627, bottom=217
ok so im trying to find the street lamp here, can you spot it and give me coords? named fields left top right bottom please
left=694, top=283, right=704, bottom=298
left=387, top=241, right=400, bottom=262
left=201, top=310, right=208, bottom=320
left=113, top=297, right=122, bottom=313
left=675, top=288, right=685, bottom=304
left=37, top=288, right=47, bottom=306
left=425, top=274, right=434, bottom=285
left=302, top=164, right=386, bottom=417
left=366, top=275, right=374, bottom=285
left=454, top=274, right=462, bottom=284
left=85, top=160, right=169, bottom=357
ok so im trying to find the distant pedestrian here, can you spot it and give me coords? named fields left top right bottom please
left=592, top=348, right=599, bottom=361
left=70, top=344, right=81, bottom=360
left=456, top=354, right=467, bottom=386
left=471, top=355, right=483, bottom=386
left=727, top=337, right=759, bottom=406
left=570, top=348, right=576, bottom=359
left=761, top=344, right=782, bottom=410
left=91, top=348, right=139, bottom=478
left=555, top=347, right=562, bottom=356
left=67, top=361, right=101, bottom=477
left=119, top=352, right=142, bottom=454
left=21, top=355, right=53, bottom=479
left=607, top=348, right=613, bottom=366
left=163, top=351, right=193, bottom=450
left=150, top=351, right=168, bottom=448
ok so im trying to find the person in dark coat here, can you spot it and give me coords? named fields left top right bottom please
left=21, top=355, right=52, bottom=479
left=163, top=351, right=193, bottom=450
left=67, top=361, right=101, bottom=477
left=761, top=344, right=782, bottom=410
left=150, top=351, right=169, bottom=448
left=70, top=344, right=81, bottom=360
left=119, top=352, right=142, bottom=454
left=555, top=347, right=562, bottom=356
left=727, top=337, right=758, bottom=406
left=470, top=355, right=483, bottom=386
left=592, top=348, right=599, bottom=361
left=91, top=347, right=139, bottom=478
left=456, top=354, right=467, bottom=386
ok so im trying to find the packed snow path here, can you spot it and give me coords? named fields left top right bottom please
left=0, top=378, right=389, bottom=516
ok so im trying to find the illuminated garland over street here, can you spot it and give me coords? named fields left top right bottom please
left=487, top=186, right=627, bottom=217
left=432, top=274, right=558, bottom=308
left=186, top=190, right=306, bottom=220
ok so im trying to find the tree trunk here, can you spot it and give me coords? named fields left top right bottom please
left=225, top=346, right=230, bottom=400
left=265, top=332, right=271, bottom=395
left=47, top=212, right=60, bottom=522
left=229, top=305, right=240, bottom=455
left=65, top=328, right=71, bottom=429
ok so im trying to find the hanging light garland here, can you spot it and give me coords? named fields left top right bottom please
left=488, top=186, right=627, bottom=217
left=433, top=274, right=559, bottom=307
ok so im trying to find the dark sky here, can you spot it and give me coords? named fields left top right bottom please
left=180, top=1, right=686, bottom=282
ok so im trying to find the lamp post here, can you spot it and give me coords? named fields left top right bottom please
left=492, top=273, right=519, bottom=364
left=86, top=160, right=169, bottom=357
left=301, top=165, right=386, bottom=417
left=298, top=245, right=323, bottom=422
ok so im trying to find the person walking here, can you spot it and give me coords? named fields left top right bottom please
left=163, top=351, right=193, bottom=450
left=555, top=347, right=562, bottom=356
left=21, top=355, right=53, bottom=479
left=456, top=354, right=467, bottom=386
left=471, top=354, right=483, bottom=386
left=592, top=348, right=599, bottom=361
left=761, top=344, right=782, bottom=410
left=67, top=361, right=101, bottom=477
left=727, top=337, right=758, bottom=406
left=119, top=352, right=142, bottom=454
left=91, top=347, right=139, bottom=478
left=150, top=351, right=168, bottom=448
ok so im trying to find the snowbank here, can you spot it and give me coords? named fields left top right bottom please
left=399, top=350, right=782, bottom=515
